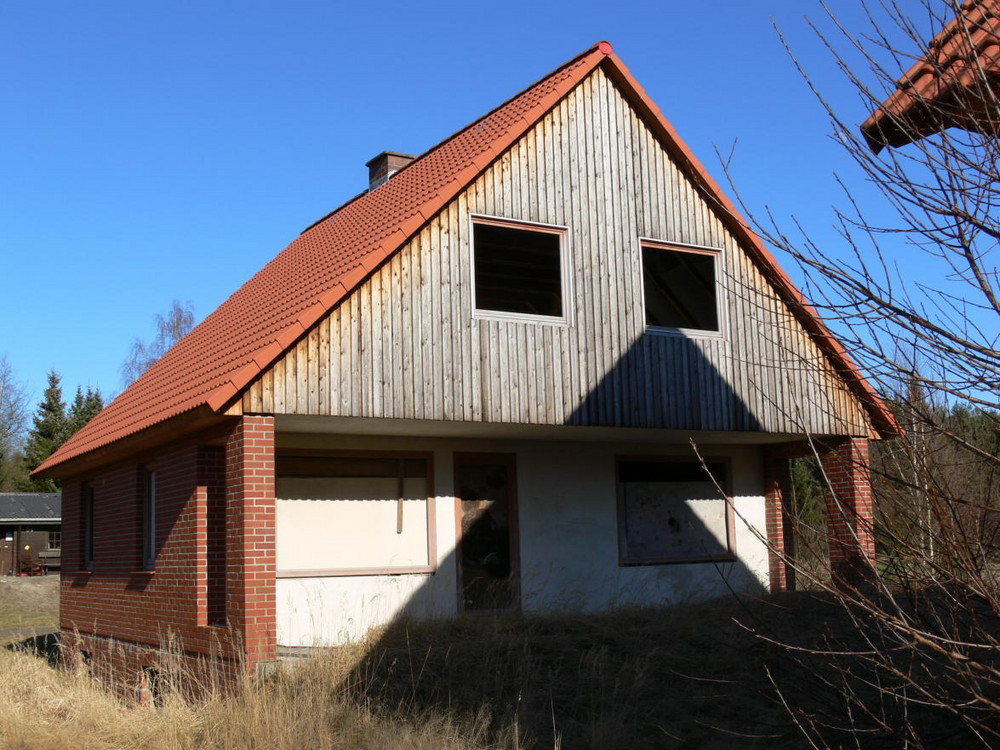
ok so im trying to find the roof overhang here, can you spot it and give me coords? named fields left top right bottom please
left=861, top=0, right=1000, bottom=151
left=33, top=405, right=234, bottom=479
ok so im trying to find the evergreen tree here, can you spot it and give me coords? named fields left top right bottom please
left=68, top=385, right=104, bottom=436
left=21, top=370, right=69, bottom=492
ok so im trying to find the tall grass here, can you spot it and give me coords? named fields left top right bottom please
left=0, top=592, right=904, bottom=749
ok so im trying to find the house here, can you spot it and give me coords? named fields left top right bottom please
left=861, top=0, right=999, bottom=151
left=35, top=41, right=899, bottom=694
left=0, top=492, right=61, bottom=575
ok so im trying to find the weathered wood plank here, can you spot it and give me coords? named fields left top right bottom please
left=247, top=67, right=873, bottom=437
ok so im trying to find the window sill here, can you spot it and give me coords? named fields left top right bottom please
left=473, top=309, right=570, bottom=327
left=277, top=565, right=436, bottom=579
left=644, top=325, right=724, bottom=339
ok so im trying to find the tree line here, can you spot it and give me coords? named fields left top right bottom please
left=0, top=300, right=194, bottom=492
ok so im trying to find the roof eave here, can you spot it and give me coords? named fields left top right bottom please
left=32, top=405, right=233, bottom=479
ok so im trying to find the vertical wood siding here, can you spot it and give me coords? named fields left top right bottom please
left=242, top=68, right=873, bottom=437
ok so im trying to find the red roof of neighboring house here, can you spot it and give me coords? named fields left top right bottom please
left=861, top=0, right=1000, bottom=151
left=36, top=41, right=899, bottom=477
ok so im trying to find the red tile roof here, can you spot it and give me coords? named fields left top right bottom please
left=37, top=41, right=898, bottom=477
left=861, top=0, right=1000, bottom=151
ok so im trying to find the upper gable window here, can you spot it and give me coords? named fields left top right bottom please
left=472, top=217, right=568, bottom=321
left=641, top=242, right=721, bottom=333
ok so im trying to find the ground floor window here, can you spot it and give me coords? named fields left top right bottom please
left=616, top=457, right=733, bottom=564
left=275, top=452, right=434, bottom=577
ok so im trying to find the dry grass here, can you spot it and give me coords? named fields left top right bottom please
left=4, top=591, right=976, bottom=749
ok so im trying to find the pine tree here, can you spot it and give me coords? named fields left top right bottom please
left=21, top=370, right=69, bottom=492
left=68, top=385, right=104, bottom=436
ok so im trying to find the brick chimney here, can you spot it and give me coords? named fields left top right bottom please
left=366, top=151, right=416, bottom=191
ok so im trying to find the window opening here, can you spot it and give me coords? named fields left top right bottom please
left=642, top=244, right=719, bottom=331
left=473, top=219, right=565, bottom=318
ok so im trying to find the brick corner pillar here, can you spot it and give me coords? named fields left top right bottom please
left=763, top=450, right=796, bottom=593
left=820, top=437, right=876, bottom=589
left=225, top=414, right=277, bottom=671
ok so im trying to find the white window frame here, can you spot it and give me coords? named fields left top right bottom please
left=639, top=238, right=725, bottom=338
left=470, top=214, right=572, bottom=326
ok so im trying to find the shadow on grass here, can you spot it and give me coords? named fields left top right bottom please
left=4, top=631, right=61, bottom=669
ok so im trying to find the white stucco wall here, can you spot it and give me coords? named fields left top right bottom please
left=274, top=432, right=769, bottom=646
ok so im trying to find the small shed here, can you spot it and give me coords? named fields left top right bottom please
left=0, top=493, right=62, bottom=574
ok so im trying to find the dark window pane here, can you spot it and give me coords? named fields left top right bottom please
left=458, top=461, right=514, bottom=611
left=642, top=247, right=718, bottom=330
left=474, top=223, right=563, bottom=317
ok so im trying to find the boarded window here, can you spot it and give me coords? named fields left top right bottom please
left=473, top=220, right=565, bottom=318
left=642, top=244, right=719, bottom=331
left=617, top=459, right=733, bottom=564
left=276, top=455, right=432, bottom=575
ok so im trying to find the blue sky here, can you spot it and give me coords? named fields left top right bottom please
left=0, top=1, right=923, bottom=412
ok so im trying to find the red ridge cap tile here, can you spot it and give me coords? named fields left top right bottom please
left=317, top=283, right=349, bottom=309
left=206, top=381, right=242, bottom=412
left=252, top=342, right=285, bottom=371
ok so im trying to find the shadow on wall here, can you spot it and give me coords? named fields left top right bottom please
left=567, top=328, right=764, bottom=433
left=325, top=494, right=766, bottom=748
left=302, top=334, right=775, bottom=744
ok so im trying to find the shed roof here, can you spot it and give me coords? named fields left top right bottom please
left=0, top=493, right=61, bottom=522
left=861, top=0, right=1000, bottom=151
left=37, top=41, right=899, bottom=478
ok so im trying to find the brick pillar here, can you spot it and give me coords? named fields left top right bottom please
left=820, top=437, right=876, bottom=588
left=763, top=452, right=796, bottom=592
left=224, top=415, right=276, bottom=670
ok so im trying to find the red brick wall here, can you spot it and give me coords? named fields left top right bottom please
left=60, top=415, right=277, bottom=699
left=224, top=415, right=276, bottom=666
left=820, top=437, right=876, bottom=586
left=763, top=439, right=876, bottom=592
left=763, top=451, right=796, bottom=592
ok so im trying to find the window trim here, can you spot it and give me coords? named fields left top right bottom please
left=274, top=449, right=437, bottom=579
left=615, top=455, right=736, bottom=566
left=639, top=238, right=725, bottom=338
left=469, top=214, right=572, bottom=326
